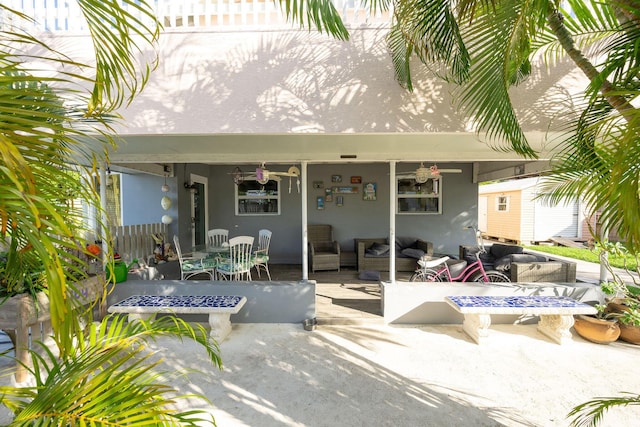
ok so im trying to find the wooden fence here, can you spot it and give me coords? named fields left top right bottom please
left=108, top=223, right=168, bottom=263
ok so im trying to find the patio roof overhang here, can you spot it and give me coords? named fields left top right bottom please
left=104, top=131, right=556, bottom=182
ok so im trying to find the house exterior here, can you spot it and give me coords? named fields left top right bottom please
left=478, top=177, right=583, bottom=244
left=9, top=1, right=592, bottom=277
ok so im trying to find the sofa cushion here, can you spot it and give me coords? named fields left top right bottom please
left=401, top=247, right=425, bottom=259
left=489, top=244, right=523, bottom=259
left=494, top=254, right=547, bottom=271
left=366, top=242, right=390, bottom=256
left=395, top=237, right=418, bottom=251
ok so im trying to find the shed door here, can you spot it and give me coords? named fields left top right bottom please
left=533, top=199, right=579, bottom=241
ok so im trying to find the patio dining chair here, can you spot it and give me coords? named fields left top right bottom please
left=252, top=229, right=272, bottom=280
left=207, top=228, right=229, bottom=248
left=215, top=235, right=254, bottom=281
left=173, top=235, right=216, bottom=280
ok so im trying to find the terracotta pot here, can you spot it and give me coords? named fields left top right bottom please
left=605, top=298, right=628, bottom=315
left=605, top=299, right=640, bottom=345
left=573, top=315, right=621, bottom=344
left=619, top=324, right=640, bottom=345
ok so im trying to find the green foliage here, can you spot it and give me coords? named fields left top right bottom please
left=0, top=1, right=223, bottom=425
left=0, top=315, right=222, bottom=426
left=0, top=0, right=160, bottom=357
left=525, top=245, right=639, bottom=271
left=567, top=392, right=640, bottom=427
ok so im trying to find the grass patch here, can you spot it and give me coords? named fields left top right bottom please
left=525, top=245, right=638, bottom=271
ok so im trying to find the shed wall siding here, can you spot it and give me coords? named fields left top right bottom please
left=485, top=190, right=522, bottom=241
left=519, top=187, right=536, bottom=243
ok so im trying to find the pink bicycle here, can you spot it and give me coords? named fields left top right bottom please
left=410, top=226, right=511, bottom=283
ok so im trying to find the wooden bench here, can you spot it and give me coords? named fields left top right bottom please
left=445, top=295, right=597, bottom=344
left=108, top=295, right=247, bottom=342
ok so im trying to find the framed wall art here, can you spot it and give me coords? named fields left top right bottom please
left=331, top=174, right=342, bottom=183
left=324, top=188, right=333, bottom=202
left=332, top=186, right=359, bottom=194
left=363, top=182, right=377, bottom=201
left=316, top=196, right=324, bottom=210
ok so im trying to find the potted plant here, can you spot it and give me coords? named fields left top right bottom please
left=573, top=302, right=621, bottom=344
left=597, top=242, right=640, bottom=344
left=603, top=284, right=640, bottom=345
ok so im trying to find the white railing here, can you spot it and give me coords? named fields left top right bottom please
left=108, top=223, right=168, bottom=263
left=2, top=0, right=390, bottom=33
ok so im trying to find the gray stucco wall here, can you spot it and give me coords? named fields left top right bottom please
left=121, top=173, right=177, bottom=226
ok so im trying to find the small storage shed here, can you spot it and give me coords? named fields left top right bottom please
left=478, top=177, right=581, bottom=244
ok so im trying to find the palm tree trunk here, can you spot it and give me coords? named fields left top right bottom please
left=546, top=6, right=636, bottom=122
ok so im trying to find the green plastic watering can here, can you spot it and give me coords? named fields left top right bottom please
left=106, top=259, right=138, bottom=284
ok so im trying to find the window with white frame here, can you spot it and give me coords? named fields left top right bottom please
left=396, top=177, right=442, bottom=214
left=235, top=179, right=280, bottom=215
left=496, top=195, right=509, bottom=212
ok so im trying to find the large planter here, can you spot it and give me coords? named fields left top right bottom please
left=606, top=298, right=640, bottom=345
left=573, top=315, right=621, bottom=344
left=0, top=273, right=106, bottom=382
left=619, top=324, right=640, bottom=345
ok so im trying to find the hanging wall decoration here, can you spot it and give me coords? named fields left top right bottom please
left=161, top=169, right=172, bottom=224
left=161, top=196, right=172, bottom=210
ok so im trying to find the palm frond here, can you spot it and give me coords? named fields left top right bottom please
left=387, top=22, right=414, bottom=90
left=2, top=315, right=221, bottom=425
left=277, top=0, right=350, bottom=41
left=454, top=1, right=548, bottom=157
left=567, top=392, right=640, bottom=427
left=539, top=90, right=640, bottom=251
left=391, top=0, right=470, bottom=85
left=77, top=0, right=161, bottom=112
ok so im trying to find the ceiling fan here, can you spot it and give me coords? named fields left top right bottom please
left=231, top=163, right=301, bottom=193
left=396, top=163, right=462, bottom=183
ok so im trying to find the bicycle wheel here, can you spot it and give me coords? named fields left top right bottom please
left=473, top=270, right=511, bottom=283
left=410, top=268, right=444, bottom=282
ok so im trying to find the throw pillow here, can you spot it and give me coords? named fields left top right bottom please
left=490, top=243, right=523, bottom=259
left=366, top=242, right=390, bottom=256
left=401, top=247, right=425, bottom=259
left=395, top=236, right=417, bottom=251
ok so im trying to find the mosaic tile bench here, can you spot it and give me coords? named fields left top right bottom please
left=108, top=295, right=247, bottom=341
left=445, top=295, right=597, bottom=345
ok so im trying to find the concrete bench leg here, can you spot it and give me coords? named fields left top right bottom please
left=208, top=313, right=232, bottom=342
left=127, top=313, right=155, bottom=323
left=538, top=314, right=575, bottom=345
left=462, top=314, right=492, bottom=344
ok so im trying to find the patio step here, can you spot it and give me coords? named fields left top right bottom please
left=316, top=316, right=384, bottom=326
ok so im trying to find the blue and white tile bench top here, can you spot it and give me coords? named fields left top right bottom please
left=108, top=295, right=247, bottom=342
left=445, top=295, right=597, bottom=344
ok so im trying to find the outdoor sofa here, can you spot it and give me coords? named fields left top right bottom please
left=459, top=243, right=577, bottom=283
left=356, top=237, right=434, bottom=272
